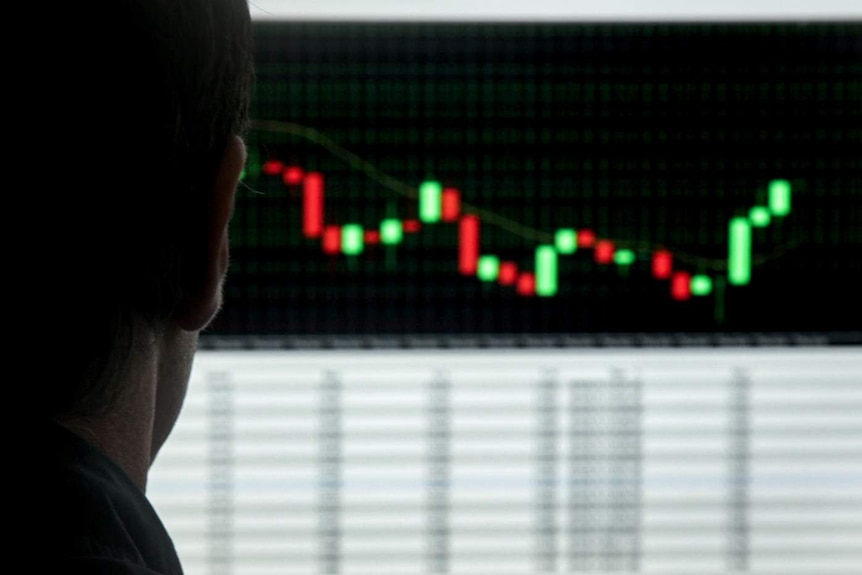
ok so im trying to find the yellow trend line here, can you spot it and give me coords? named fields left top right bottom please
left=250, top=119, right=802, bottom=271
left=251, top=119, right=554, bottom=244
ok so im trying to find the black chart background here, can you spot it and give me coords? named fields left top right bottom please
left=207, top=22, right=862, bottom=345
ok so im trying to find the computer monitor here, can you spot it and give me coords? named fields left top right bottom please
left=148, top=8, right=861, bottom=574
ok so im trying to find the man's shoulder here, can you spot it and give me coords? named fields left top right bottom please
left=56, top=557, right=179, bottom=575
left=24, top=420, right=183, bottom=575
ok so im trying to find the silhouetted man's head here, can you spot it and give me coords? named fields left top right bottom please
left=17, top=0, right=253, bottom=423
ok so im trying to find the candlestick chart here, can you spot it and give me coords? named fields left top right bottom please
left=209, top=22, right=861, bottom=344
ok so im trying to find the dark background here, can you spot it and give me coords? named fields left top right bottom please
left=206, top=22, right=861, bottom=345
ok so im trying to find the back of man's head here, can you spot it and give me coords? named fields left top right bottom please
left=14, top=0, right=253, bottom=419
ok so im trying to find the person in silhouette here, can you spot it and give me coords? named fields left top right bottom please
left=15, top=1, right=254, bottom=572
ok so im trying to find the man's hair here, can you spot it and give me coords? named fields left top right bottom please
left=17, top=0, right=253, bottom=418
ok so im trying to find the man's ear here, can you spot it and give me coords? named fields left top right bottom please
left=175, top=135, right=246, bottom=332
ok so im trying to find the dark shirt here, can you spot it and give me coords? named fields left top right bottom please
left=40, top=420, right=183, bottom=574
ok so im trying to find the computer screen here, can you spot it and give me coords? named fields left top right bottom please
left=148, top=14, right=861, bottom=575
left=210, top=21, right=860, bottom=346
